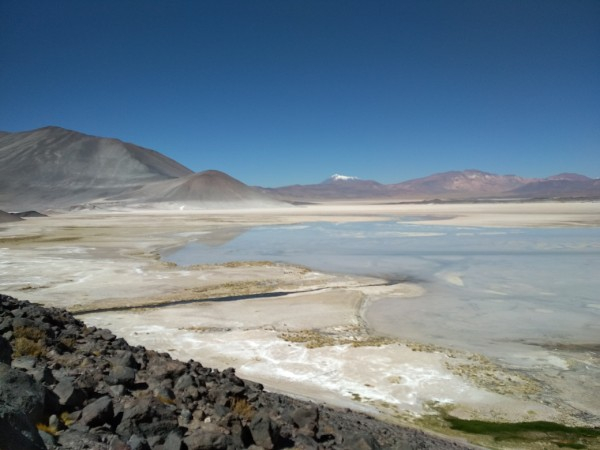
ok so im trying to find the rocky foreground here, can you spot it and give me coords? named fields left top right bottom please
left=0, top=294, right=477, bottom=450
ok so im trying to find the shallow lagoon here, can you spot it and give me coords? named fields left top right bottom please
left=164, top=221, right=600, bottom=365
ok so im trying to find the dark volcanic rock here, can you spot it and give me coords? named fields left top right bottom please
left=53, top=376, right=87, bottom=407
left=292, top=404, right=319, bottom=433
left=106, top=365, right=136, bottom=386
left=249, top=411, right=282, bottom=449
left=0, top=409, right=47, bottom=450
left=162, top=431, right=183, bottom=450
left=0, top=361, right=47, bottom=449
left=0, top=294, right=480, bottom=449
left=0, top=363, right=46, bottom=423
left=0, top=334, right=11, bottom=363
left=80, top=395, right=114, bottom=427
left=183, top=428, right=232, bottom=450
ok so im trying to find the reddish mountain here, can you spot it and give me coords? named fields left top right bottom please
left=388, top=170, right=532, bottom=198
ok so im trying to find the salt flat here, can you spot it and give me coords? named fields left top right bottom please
left=1, top=201, right=599, bottom=447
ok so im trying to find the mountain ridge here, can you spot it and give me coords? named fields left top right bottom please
left=0, top=126, right=193, bottom=210
left=266, top=169, right=600, bottom=201
left=1, top=126, right=598, bottom=209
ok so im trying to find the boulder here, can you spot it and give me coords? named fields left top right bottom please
left=57, top=429, right=103, bottom=448
left=343, top=432, right=382, bottom=450
left=292, top=405, right=319, bottom=434
left=106, top=365, right=136, bottom=386
left=0, top=410, right=47, bottom=450
left=53, top=376, right=86, bottom=407
left=126, top=434, right=150, bottom=450
left=80, top=395, right=114, bottom=427
left=162, top=431, right=183, bottom=450
left=11, top=355, right=37, bottom=371
left=110, top=350, right=139, bottom=369
left=115, top=397, right=178, bottom=438
left=0, top=363, right=45, bottom=423
left=249, top=412, right=281, bottom=450
left=174, top=372, right=195, bottom=391
left=183, top=429, right=232, bottom=450
left=0, top=335, right=12, bottom=363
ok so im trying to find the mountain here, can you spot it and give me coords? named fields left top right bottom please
left=266, top=170, right=533, bottom=201
left=507, top=174, right=600, bottom=198
left=112, top=170, right=286, bottom=209
left=0, top=126, right=193, bottom=210
left=263, top=174, right=390, bottom=201
left=388, top=170, right=532, bottom=198
left=1, top=126, right=597, bottom=208
left=0, top=210, right=22, bottom=223
left=546, top=173, right=593, bottom=182
left=324, top=173, right=361, bottom=182
left=267, top=169, right=600, bottom=201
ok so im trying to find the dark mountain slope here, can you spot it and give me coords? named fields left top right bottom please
left=0, top=210, right=22, bottom=223
left=0, top=127, right=192, bottom=210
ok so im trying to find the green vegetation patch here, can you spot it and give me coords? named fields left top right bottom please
left=443, top=415, right=600, bottom=448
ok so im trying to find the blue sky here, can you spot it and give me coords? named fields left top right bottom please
left=1, top=1, right=598, bottom=187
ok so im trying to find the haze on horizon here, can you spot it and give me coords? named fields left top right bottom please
left=1, top=0, right=598, bottom=187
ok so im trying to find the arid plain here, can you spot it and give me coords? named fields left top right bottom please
left=2, top=201, right=599, bottom=448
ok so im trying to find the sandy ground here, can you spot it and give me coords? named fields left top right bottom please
left=1, top=201, right=599, bottom=445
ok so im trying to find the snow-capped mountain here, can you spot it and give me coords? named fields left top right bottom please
left=261, top=174, right=387, bottom=201
left=326, top=174, right=360, bottom=182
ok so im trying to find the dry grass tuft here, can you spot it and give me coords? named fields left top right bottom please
left=14, top=325, right=46, bottom=341
left=36, top=422, right=58, bottom=436
left=13, top=326, right=47, bottom=357
left=60, top=411, right=76, bottom=427
left=155, top=394, right=176, bottom=406
left=231, top=396, right=255, bottom=420
left=279, top=327, right=395, bottom=349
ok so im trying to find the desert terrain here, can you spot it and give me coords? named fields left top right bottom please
left=1, top=201, right=599, bottom=448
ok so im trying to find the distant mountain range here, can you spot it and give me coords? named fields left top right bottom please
left=0, top=126, right=598, bottom=212
left=263, top=170, right=600, bottom=202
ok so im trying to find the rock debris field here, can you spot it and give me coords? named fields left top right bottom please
left=0, top=294, right=477, bottom=450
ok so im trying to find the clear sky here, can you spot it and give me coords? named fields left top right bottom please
left=1, top=0, right=599, bottom=187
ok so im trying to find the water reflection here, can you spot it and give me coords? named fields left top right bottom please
left=163, top=221, right=600, bottom=361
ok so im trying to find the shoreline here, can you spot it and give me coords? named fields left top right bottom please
left=1, top=201, right=599, bottom=448
left=3, top=293, right=483, bottom=450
